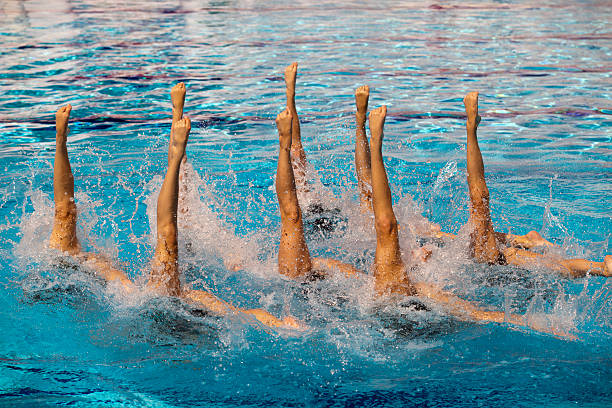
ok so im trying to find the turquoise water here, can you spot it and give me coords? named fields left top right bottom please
left=1, top=0, right=611, bottom=406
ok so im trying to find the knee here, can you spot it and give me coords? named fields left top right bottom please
left=375, top=214, right=397, bottom=236
left=283, top=207, right=302, bottom=224
left=471, top=196, right=490, bottom=213
left=157, top=223, right=177, bottom=243
left=469, top=184, right=489, bottom=202
left=54, top=199, right=77, bottom=220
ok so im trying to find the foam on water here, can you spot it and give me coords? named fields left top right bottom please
left=3, top=112, right=610, bottom=406
left=6, top=122, right=611, bottom=341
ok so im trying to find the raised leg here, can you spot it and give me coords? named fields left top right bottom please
left=171, top=82, right=191, bottom=213
left=354, top=85, right=373, bottom=212
left=170, top=82, right=188, bottom=168
left=369, top=106, right=415, bottom=296
left=284, top=62, right=308, bottom=186
left=171, top=82, right=186, bottom=124
left=275, top=108, right=312, bottom=279
left=49, top=104, right=133, bottom=287
left=464, top=92, right=504, bottom=264
left=148, top=117, right=191, bottom=296
left=49, top=104, right=80, bottom=255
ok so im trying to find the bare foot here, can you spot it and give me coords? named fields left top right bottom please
left=525, top=230, right=554, bottom=248
left=463, top=91, right=481, bottom=127
left=276, top=108, right=293, bottom=149
left=281, top=315, right=308, bottom=330
left=284, top=62, right=298, bottom=95
left=169, top=116, right=190, bottom=163
left=604, top=255, right=612, bottom=277
left=171, top=82, right=186, bottom=123
left=355, top=85, right=370, bottom=116
left=508, top=230, right=555, bottom=249
left=368, top=105, right=387, bottom=144
left=55, top=104, right=72, bottom=139
left=243, top=308, right=307, bottom=330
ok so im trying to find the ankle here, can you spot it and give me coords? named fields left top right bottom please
left=168, top=156, right=183, bottom=169
left=370, top=131, right=383, bottom=142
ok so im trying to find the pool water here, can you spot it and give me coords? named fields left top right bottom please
left=1, top=0, right=611, bottom=406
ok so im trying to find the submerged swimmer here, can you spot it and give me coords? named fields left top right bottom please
left=274, top=106, right=566, bottom=336
left=48, top=86, right=301, bottom=330
left=275, top=108, right=361, bottom=279
left=283, top=62, right=346, bottom=235
left=462, top=92, right=610, bottom=277
left=353, top=87, right=610, bottom=277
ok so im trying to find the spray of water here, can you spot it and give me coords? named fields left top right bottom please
left=8, top=132, right=611, bottom=352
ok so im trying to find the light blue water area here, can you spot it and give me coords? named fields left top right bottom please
left=1, top=0, right=611, bottom=406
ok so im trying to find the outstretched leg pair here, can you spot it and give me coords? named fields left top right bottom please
left=347, top=104, right=579, bottom=337
left=49, top=86, right=300, bottom=329
left=50, top=101, right=192, bottom=292
left=351, top=87, right=609, bottom=277
left=275, top=67, right=417, bottom=292
left=353, top=87, right=547, bottom=246
left=274, top=101, right=413, bottom=294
